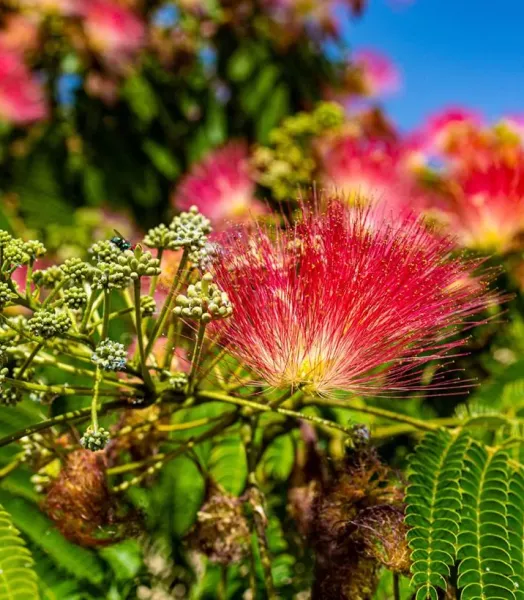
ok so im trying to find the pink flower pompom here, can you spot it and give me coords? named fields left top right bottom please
left=173, top=142, right=266, bottom=229
left=0, top=45, right=48, bottom=124
left=318, top=135, right=427, bottom=219
left=353, top=49, right=401, bottom=97
left=81, top=0, right=145, bottom=70
left=210, top=199, right=495, bottom=396
left=433, top=156, right=524, bottom=253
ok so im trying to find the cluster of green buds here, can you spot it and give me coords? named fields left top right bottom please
left=0, top=282, right=15, bottom=309
left=33, top=265, right=64, bottom=288
left=0, top=367, right=21, bottom=406
left=140, top=295, right=156, bottom=317
left=60, top=257, right=93, bottom=283
left=89, top=242, right=161, bottom=289
left=27, top=309, right=72, bottom=339
left=92, top=339, right=127, bottom=371
left=144, top=206, right=212, bottom=256
left=174, top=273, right=233, bottom=323
left=252, top=101, right=345, bottom=200
left=168, top=371, right=188, bottom=392
left=80, top=426, right=111, bottom=451
left=63, top=286, right=88, bottom=309
left=20, top=433, right=53, bottom=468
left=1, top=231, right=47, bottom=273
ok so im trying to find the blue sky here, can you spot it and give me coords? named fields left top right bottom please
left=343, top=0, right=524, bottom=131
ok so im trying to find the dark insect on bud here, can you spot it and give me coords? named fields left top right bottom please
left=110, top=229, right=133, bottom=252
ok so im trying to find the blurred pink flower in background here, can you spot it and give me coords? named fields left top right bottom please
left=81, top=0, right=145, bottom=70
left=318, top=135, right=427, bottom=218
left=15, top=0, right=80, bottom=15
left=416, top=107, right=483, bottom=157
left=0, top=14, right=40, bottom=54
left=353, top=49, right=401, bottom=97
left=0, top=45, right=47, bottom=124
left=429, top=157, right=524, bottom=253
left=173, top=142, right=266, bottom=229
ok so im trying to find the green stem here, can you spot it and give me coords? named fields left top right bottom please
left=16, top=340, right=43, bottom=380
left=91, top=366, right=102, bottom=433
left=147, top=247, right=163, bottom=298
left=0, top=399, right=127, bottom=449
left=5, top=377, right=134, bottom=398
left=160, top=318, right=178, bottom=369
left=80, top=288, right=97, bottom=333
left=25, top=260, right=33, bottom=300
left=145, top=248, right=189, bottom=357
left=188, top=322, right=207, bottom=395
left=134, top=279, right=154, bottom=390
left=90, top=307, right=134, bottom=329
left=101, top=289, right=111, bottom=339
left=110, top=411, right=236, bottom=491
left=306, top=396, right=439, bottom=432
left=248, top=473, right=276, bottom=600
left=42, top=279, right=66, bottom=308
left=0, top=456, right=24, bottom=480
left=393, top=573, right=400, bottom=600
left=198, top=391, right=355, bottom=436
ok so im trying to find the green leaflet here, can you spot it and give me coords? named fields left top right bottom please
left=0, top=496, right=104, bottom=586
left=508, top=472, right=524, bottom=600
left=407, top=429, right=524, bottom=600
left=457, top=444, right=516, bottom=600
left=406, top=429, right=469, bottom=600
left=208, top=434, right=247, bottom=496
left=0, top=504, right=40, bottom=600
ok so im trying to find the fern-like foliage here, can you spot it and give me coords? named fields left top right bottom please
left=406, top=429, right=469, bottom=600
left=457, top=444, right=514, bottom=599
left=407, top=429, right=524, bottom=600
left=0, top=504, right=40, bottom=600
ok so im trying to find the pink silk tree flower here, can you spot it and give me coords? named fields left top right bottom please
left=210, top=199, right=496, bottom=396
left=353, top=49, right=400, bottom=97
left=173, top=142, right=266, bottom=229
left=0, top=45, right=47, bottom=124
left=318, top=135, right=427, bottom=220
left=433, top=157, right=524, bottom=253
left=417, top=107, right=484, bottom=159
left=81, top=0, right=145, bottom=70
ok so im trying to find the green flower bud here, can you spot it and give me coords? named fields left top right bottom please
left=174, top=273, right=233, bottom=322
left=0, top=282, right=15, bottom=309
left=92, top=339, right=127, bottom=371
left=0, top=230, right=13, bottom=248
left=64, top=286, right=88, bottom=309
left=88, top=240, right=121, bottom=263
left=80, top=427, right=110, bottom=451
left=169, top=372, right=188, bottom=392
left=27, top=309, right=71, bottom=339
left=169, top=206, right=212, bottom=252
left=140, top=295, right=156, bottom=317
left=3, top=239, right=30, bottom=268
left=22, top=240, right=46, bottom=260
left=61, top=258, right=93, bottom=283
left=33, top=266, right=64, bottom=288
left=144, top=224, right=179, bottom=250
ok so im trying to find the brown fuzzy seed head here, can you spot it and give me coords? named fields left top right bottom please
left=188, top=489, right=250, bottom=565
left=43, top=450, right=113, bottom=547
left=353, top=505, right=411, bottom=575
